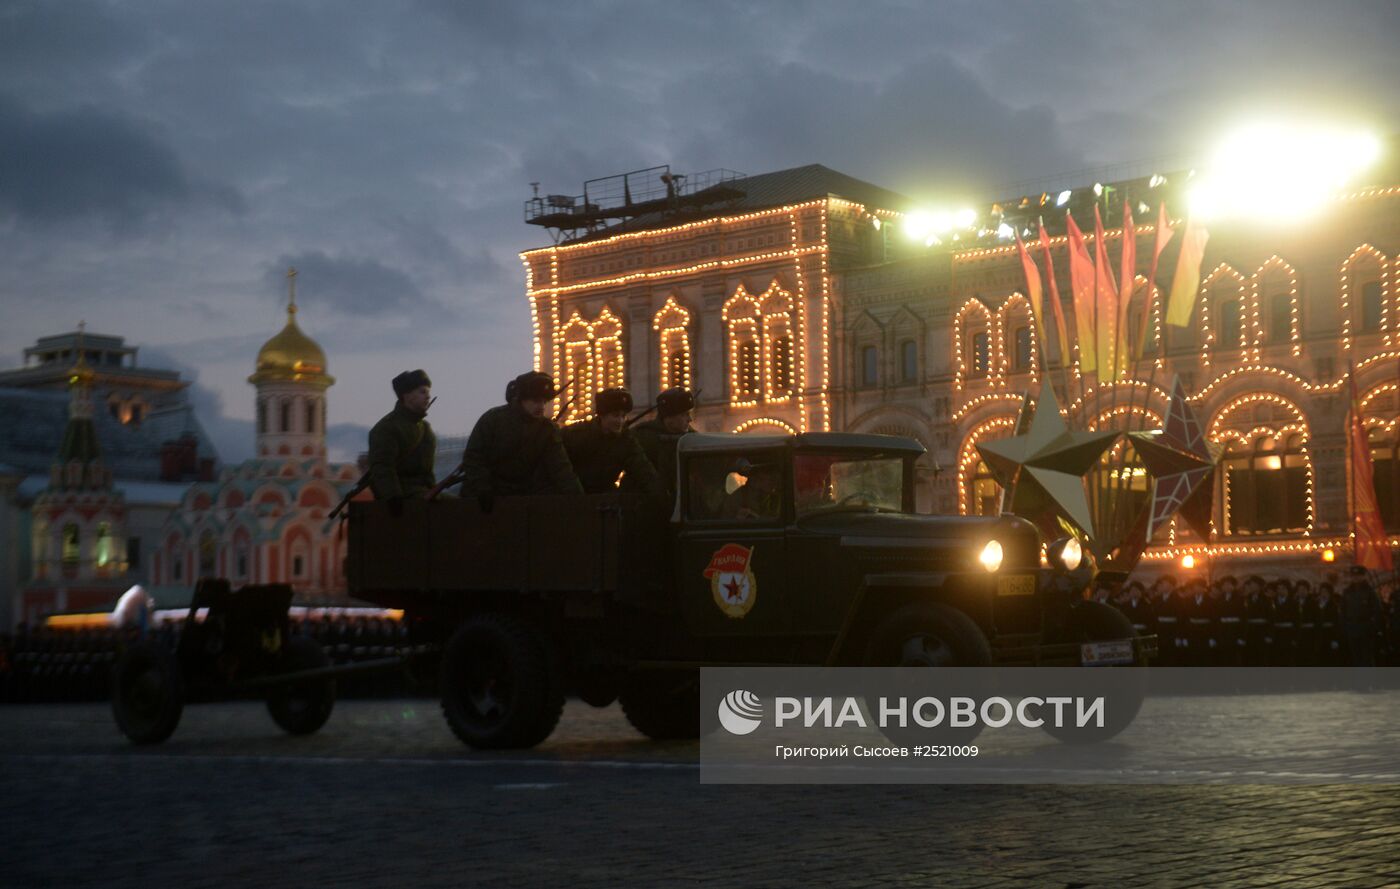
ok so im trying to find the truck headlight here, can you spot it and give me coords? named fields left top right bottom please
left=1048, top=536, right=1083, bottom=571
left=978, top=540, right=1003, bottom=572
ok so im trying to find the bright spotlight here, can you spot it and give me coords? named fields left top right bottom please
left=1055, top=189, right=1072, bottom=207
left=902, top=211, right=936, bottom=243
left=1093, top=182, right=1104, bottom=197
left=1188, top=121, right=1383, bottom=223
left=1148, top=173, right=1167, bottom=188
left=1181, top=554, right=1196, bottom=570
left=954, top=208, right=978, bottom=228
left=870, top=217, right=882, bottom=231
left=996, top=222, right=1015, bottom=240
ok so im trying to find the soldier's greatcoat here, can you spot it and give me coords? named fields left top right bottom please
left=459, top=404, right=583, bottom=496
left=561, top=420, right=661, bottom=494
left=367, top=403, right=436, bottom=500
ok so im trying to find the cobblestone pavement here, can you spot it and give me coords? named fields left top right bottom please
left=4, top=698, right=1400, bottom=888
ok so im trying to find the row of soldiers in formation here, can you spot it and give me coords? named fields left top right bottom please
left=1102, top=569, right=1397, bottom=667
left=365, top=368, right=697, bottom=507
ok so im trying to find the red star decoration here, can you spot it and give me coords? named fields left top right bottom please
left=723, top=576, right=744, bottom=601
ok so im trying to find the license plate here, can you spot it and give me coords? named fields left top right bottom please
left=996, top=575, right=1036, bottom=597
left=1081, top=640, right=1136, bottom=666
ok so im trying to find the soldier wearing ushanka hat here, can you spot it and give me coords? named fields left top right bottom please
left=367, top=369, right=437, bottom=506
left=561, top=388, right=661, bottom=495
left=631, top=387, right=697, bottom=498
left=458, top=371, right=583, bottom=503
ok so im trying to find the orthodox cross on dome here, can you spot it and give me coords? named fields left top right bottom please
left=286, top=267, right=298, bottom=316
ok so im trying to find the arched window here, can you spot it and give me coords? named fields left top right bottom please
left=1012, top=327, right=1031, bottom=372
left=1222, top=434, right=1309, bottom=535
left=558, top=307, right=626, bottom=422
left=198, top=531, right=216, bottom=578
left=861, top=345, right=878, bottom=387
left=1361, top=281, right=1384, bottom=334
left=772, top=335, right=793, bottom=393
left=738, top=341, right=761, bottom=398
left=1218, top=299, right=1242, bottom=350
left=723, top=282, right=796, bottom=405
left=653, top=297, right=693, bottom=392
left=900, top=340, right=918, bottom=383
left=1268, top=292, right=1291, bottom=343
left=32, top=520, right=49, bottom=579
left=972, top=332, right=990, bottom=378
left=95, top=522, right=114, bottom=571
left=257, top=399, right=267, bottom=434
left=62, top=524, right=80, bottom=564
left=305, top=399, right=317, bottom=434
left=280, top=399, right=292, bottom=433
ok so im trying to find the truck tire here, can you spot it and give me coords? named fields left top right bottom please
left=267, top=636, right=336, bottom=736
left=863, top=601, right=994, bottom=668
left=1041, top=600, right=1146, bottom=745
left=619, top=671, right=701, bottom=740
left=440, top=613, right=564, bottom=750
left=112, top=640, right=183, bottom=745
left=864, top=602, right=993, bottom=745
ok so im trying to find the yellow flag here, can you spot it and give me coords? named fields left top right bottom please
left=1166, top=217, right=1209, bottom=328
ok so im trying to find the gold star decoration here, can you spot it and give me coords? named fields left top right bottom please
left=976, top=384, right=1120, bottom=539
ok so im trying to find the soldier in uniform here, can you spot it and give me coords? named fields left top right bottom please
left=458, top=371, right=583, bottom=502
left=367, top=369, right=437, bottom=508
left=1268, top=579, right=1300, bottom=666
left=1341, top=565, right=1384, bottom=667
left=562, top=388, right=661, bottom=495
left=1294, top=580, right=1319, bottom=666
left=1313, top=581, right=1343, bottom=666
left=1180, top=578, right=1212, bottom=666
left=1150, top=576, right=1180, bottom=665
left=632, top=388, right=697, bottom=497
left=1117, top=581, right=1155, bottom=644
left=1214, top=575, right=1246, bottom=667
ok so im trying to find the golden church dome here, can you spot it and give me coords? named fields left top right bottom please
left=248, top=274, right=335, bottom=386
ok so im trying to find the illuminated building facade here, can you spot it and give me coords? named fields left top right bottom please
left=523, top=162, right=1400, bottom=574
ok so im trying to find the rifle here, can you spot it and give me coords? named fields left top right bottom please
left=628, top=388, right=701, bottom=429
left=551, top=377, right=578, bottom=424
left=426, top=465, right=465, bottom=501
left=324, top=471, right=371, bottom=532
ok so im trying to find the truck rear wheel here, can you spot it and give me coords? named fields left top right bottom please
left=267, top=636, right=336, bottom=736
left=440, top=613, right=564, bottom=750
left=1042, top=601, right=1146, bottom=745
left=620, top=671, right=701, bottom=740
left=112, top=640, right=183, bottom=745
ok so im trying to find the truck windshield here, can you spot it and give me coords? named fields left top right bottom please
left=794, top=453, right=905, bottom=516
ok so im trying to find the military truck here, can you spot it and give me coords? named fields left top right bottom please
left=347, top=432, right=1151, bottom=750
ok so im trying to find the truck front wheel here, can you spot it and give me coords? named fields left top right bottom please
left=440, top=613, right=564, bottom=750
left=863, top=602, right=993, bottom=667
left=266, top=636, right=336, bottom=736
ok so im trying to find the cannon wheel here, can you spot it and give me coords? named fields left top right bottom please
left=112, top=640, right=184, bottom=745
left=267, top=636, right=336, bottom=735
left=440, top=613, right=564, bottom=749
left=1041, top=601, right=1147, bottom=745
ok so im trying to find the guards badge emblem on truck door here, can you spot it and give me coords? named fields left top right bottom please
left=704, top=543, right=757, bottom=619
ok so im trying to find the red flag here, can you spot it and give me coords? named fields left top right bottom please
left=1166, top=216, right=1209, bottom=328
left=1348, top=362, right=1393, bottom=571
left=1134, top=203, right=1175, bottom=360
left=1117, top=202, right=1137, bottom=372
left=1064, top=211, right=1098, bottom=376
left=1014, top=230, right=1047, bottom=360
left=1037, top=223, right=1072, bottom=366
left=1093, top=205, right=1119, bottom=382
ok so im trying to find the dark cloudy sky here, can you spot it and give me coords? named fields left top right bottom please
left=3, top=0, right=1397, bottom=463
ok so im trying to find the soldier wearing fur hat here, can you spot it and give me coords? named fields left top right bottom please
left=458, top=371, right=583, bottom=500
left=631, top=387, right=696, bottom=497
left=561, top=388, right=661, bottom=495
left=367, top=369, right=437, bottom=506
